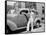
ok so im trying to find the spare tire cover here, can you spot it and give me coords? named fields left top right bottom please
left=7, top=15, right=27, bottom=28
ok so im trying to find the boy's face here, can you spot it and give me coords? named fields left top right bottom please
left=31, top=12, right=34, bottom=15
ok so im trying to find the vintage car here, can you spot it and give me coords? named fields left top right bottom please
left=6, top=8, right=42, bottom=33
left=7, top=8, right=29, bottom=32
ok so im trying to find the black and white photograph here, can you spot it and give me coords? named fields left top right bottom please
left=5, top=0, right=45, bottom=34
